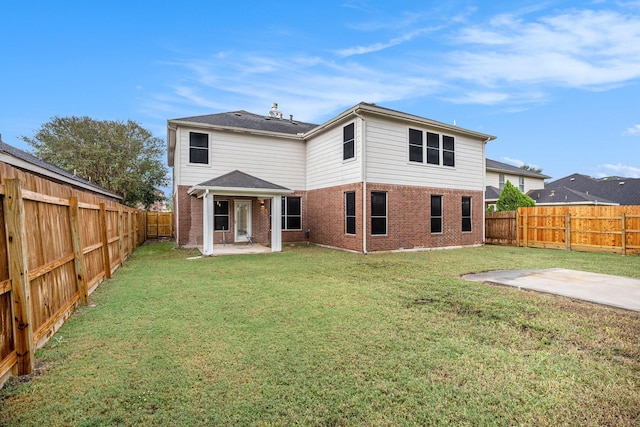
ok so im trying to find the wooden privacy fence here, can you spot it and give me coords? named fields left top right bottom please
left=146, top=211, right=173, bottom=238
left=485, top=211, right=517, bottom=246
left=486, top=206, right=640, bottom=255
left=0, top=177, right=146, bottom=385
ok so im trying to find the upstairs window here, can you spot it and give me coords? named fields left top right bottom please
left=345, top=192, right=356, bottom=235
left=189, top=132, right=209, bottom=164
left=343, top=123, right=355, bottom=160
left=410, top=129, right=455, bottom=168
left=371, top=192, right=387, bottom=235
left=431, top=195, right=442, bottom=233
left=426, top=132, right=439, bottom=165
left=282, top=197, right=302, bottom=230
left=214, top=200, right=229, bottom=231
left=409, top=128, right=423, bottom=162
left=499, top=174, right=505, bottom=190
left=462, top=197, right=472, bottom=232
left=443, top=136, right=455, bottom=167
left=519, top=176, right=525, bottom=192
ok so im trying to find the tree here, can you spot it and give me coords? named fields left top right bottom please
left=520, top=164, right=543, bottom=173
left=23, top=116, right=169, bottom=207
left=497, top=180, right=535, bottom=211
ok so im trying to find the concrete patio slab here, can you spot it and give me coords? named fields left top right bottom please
left=192, top=243, right=272, bottom=256
left=462, top=268, right=640, bottom=312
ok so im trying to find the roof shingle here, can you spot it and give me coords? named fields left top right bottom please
left=172, top=110, right=318, bottom=135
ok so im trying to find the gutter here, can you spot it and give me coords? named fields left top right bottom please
left=482, top=137, right=491, bottom=245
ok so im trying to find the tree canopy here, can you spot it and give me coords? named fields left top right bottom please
left=23, top=116, right=168, bottom=207
left=496, top=180, right=536, bottom=211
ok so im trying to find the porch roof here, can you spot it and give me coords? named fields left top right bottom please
left=188, top=170, right=293, bottom=197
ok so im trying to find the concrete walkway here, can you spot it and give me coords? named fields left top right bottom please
left=462, top=268, right=640, bottom=312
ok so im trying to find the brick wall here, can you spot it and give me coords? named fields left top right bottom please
left=307, top=183, right=482, bottom=253
left=177, top=183, right=482, bottom=252
left=307, top=184, right=363, bottom=252
left=366, top=183, right=483, bottom=252
left=176, top=185, right=194, bottom=246
left=282, top=191, right=309, bottom=244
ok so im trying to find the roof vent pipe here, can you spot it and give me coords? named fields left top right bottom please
left=267, top=103, right=283, bottom=119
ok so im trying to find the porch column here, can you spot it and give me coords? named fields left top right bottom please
left=271, top=195, right=282, bottom=252
left=203, top=190, right=214, bottom=255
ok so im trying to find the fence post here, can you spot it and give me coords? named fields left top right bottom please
left=516, top=209, right=521, bottom=246
left=523, top=210, right=529, bottom=248
left=621, top=212, right=626, bottom=256
left=128, top=211, right=133, bottom=256
left=3, top=179, right=34, bottom=375
left=99, top=203, right=112, bottom=279
left=565, top=212, right=571, bottom=251
left=69, top=197, right=88, bottom=305
left=118, top=207, right=124, bottom=266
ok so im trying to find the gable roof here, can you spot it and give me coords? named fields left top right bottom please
left=305, top=102, right=497, bottom=142
left=188, top=170, right=293, bottom=197
left=486, top=158, right=551, bottom=179
left=0, top=138, right=122, bottom=200
left=546, top=173, right=640, bottom=205
left=527, top=186, right=618, bottom=205
left=168, top=102, right=497, bottom=167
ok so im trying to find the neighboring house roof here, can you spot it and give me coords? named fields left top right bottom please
left=168, top=102, right=497, bottom=167
left=0, top=138, right=122, bottom=200
left=527, top=187, right=618, bottom=206
left=545, top=173, right=640, bottom=205
left=486, top=158, right=551, bottom=180
left=188, top=170, right=293, bottom=198
left=485, top=185, right=501, bottom=201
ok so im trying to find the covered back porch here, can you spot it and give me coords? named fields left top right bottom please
left=188, top=170, right=293, bottom=256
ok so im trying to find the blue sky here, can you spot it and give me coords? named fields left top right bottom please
left=2, top=0, right=640, bottom=181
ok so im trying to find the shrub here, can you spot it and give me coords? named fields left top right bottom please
left=497, top=180, right=535, bottom=211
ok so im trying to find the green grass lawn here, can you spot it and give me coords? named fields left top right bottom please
left=1, top=243, right=639, bottom=426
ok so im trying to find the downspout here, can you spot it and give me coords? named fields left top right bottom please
left=482, top=137, right=491, bottom=245
left=353, top=109, right=367, bottom=254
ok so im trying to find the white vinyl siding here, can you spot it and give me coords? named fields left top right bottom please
left=485, top=171, right=545, bottom=194
left=365, top=117, right=485, bottom=191
left=306, top=121, right=362, bottom=190
left=176, top=127, right=306, bottom=189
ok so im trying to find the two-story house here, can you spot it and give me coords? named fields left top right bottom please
left=484, top=158, right=550, bottom=209
left=167, top=102, right=496, bottom=255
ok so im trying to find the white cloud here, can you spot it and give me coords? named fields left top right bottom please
left=336, top=28, right=436, bottom=57
left=446, top=91, right=511, bottom=105
left=595, top=163, right=640, bottom=178
left=624, top=124, right=640, bottom=136
left=501, top=157, right=525, bottom=167
left=148, top=5, right=640, bottom=119
left=155, top=52, right=443, bottom=123
left=449, top=9, right=640, bottom=89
